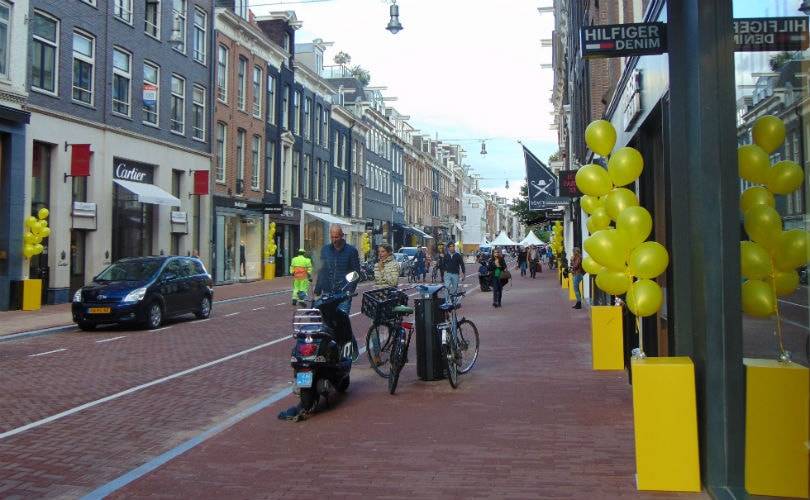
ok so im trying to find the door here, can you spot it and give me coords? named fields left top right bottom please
left=70, top=230, right=86, bottom=294
left=157, top=259, right=184, bottom=315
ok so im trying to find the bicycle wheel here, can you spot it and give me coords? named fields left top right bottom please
left=366, top=323, right=393, bottom=378
left=445, top=335, right=460, bottom=389
left=388, top=332, right=405, bottom=395
left=456, top=319, right=480, bottom=374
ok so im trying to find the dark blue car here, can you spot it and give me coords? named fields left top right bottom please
left=72, top=256, right=213, bottom=331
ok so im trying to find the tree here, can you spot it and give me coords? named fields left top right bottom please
left=333, top=51, right=352, bottom=66
left=769, top=51, right=796, bottom=71
left=350, top=65, right=371, bottom=86
left=510, top=184, right=546, bottom=227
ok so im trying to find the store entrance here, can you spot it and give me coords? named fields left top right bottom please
left=112, top=184, right=154, bottom=261
left=70, top=230, right=86, bottom=294
left=30, top=142, right=51, bottom=303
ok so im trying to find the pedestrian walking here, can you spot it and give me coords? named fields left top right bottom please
left=443, top=242, right=466, bottom=296
left=314, top=225, right=361, bottom=315
left=571, top=247, right=584, bottom=310
left=528, top=245, right=541, bottom=279
left=415, top=247, right=427, bottom=282
left=517, top=246, right=528, bottom=277
left=489, top=248, right=508, bottom=307
left=290, top=248, right=313, bottom=305
left=374, top=244, right=399, bottom=287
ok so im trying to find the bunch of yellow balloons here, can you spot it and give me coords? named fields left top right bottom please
left=23, top=208, right=50, bottom=259
left=361, top=232, right=372, bottom=257
left=577, top=120, right=670, bottom=317
left=264, top=222, right=277, bottom=259
left=550, top=221, right=564, bottom=256
left=739, top=115, right=809, bottom=317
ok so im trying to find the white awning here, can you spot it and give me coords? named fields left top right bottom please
left=113, top=179, right=181, bottom=206
left=407, top=226, right=433, bottom=239
left=306, top=211, right=352, bottom=226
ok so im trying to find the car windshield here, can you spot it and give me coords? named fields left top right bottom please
left=394, top=253, right=405, bottom=261
left=96, top=260, right=163, bottom=282
left=399, top=248, right=417, bottom=257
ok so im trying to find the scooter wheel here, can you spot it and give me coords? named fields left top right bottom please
left=336, top=375, right=350, bottom=393
left=300, top=388, right=318, bottom=412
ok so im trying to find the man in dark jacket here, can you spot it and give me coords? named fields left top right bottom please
left=314, top=225, right=361, bottom=315
left=443, top=242, right=466, bottom=296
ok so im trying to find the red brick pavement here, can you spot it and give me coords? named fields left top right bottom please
left=108, top=272, right=709, bottom=499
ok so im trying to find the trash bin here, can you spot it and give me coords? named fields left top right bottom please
left=415, top=284, right=446, bottom=381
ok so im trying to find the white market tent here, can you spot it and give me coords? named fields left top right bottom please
left=479, top=237, right=490, bottom=246
left=490, top=231, right=518, bottom=246
left=519, top=232, right=545, bottom=247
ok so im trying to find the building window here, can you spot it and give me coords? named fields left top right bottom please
left=142, top=61, right=159, bottom=125
left=145, top=0, right=160, bottom=38
left=251, top=135, right=261, bottom=190
left=252, top=66, right=262, bottom=118
left=235, top=0, right=247, bottom=19
left=292, top=91, right=301, bottom=135
left=237, top=56, right=247, bottom=111
left=72, top=31, right=95, bottom=105
left=236, top=129, right=245, bottom=186
left=281, top=85, right=289, bottom=130
left=321, top=160, right=328, bottom=202
left=292, top=151, right=299, bottom=197
left=171, top=0, right=186, bottom=53
left=265, top=140, right=275, bottom=192
left=0, top=2, right=10, bottom=78
left=303, top=154, right=310, bottom=198
left=282, top=32, right=289, bottom=51
left=216, top=122, right=226, bottom=182
left=192, top=7, right=206, bottom=64
left=266, top=73, right=275, bottom=124
left=216, top=44, right=228, bottom=102
left=303, top=97, right=311, bottom=140
left=192, top=84, right=205, bottom=141
left=114, top=0, right=133, bottom=24
left=31, top=11, right=58, bottom=94
left=112, top=47, right=131, bottom=116
left=316, top=105, right=322, bottom=144
left=170, top=74, right=185, bottom=134
left=333, top=131, right=339, bottom=165
left=314, top=159, right=321, bottom=201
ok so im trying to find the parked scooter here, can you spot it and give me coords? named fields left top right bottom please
left=359, top=260, right=376, bottom=282
left=287, top=271, right=359, bottom=420
left=478, top=262, right=491, bottom=292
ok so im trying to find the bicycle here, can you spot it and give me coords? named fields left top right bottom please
left=431, top=263, right=441, bottom=283
left=362, top=286, right=409, bottom=378
left=436, top=291, right=480, bottom=388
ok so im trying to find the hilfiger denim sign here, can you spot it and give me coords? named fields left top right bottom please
left=113, top=157, right=154, bottom=184
left=581, top=22, right=667, bottom=59
left=734, top=17, right=809, bottom=52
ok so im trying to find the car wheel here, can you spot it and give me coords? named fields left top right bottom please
left=146, top=301, right=163, bottom=329
left=195, top=295, right=212, bottom=319
left=78, top=321, right=96, bottom=331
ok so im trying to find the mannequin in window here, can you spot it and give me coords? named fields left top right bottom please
left=240, top=240, right=246, bottom=277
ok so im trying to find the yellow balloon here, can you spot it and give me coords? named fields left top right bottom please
left=575, top=164, right=613, bottom=197
left=583, top=229, right=629, bottom=271
left=743, top=205, right=782, bottom=248
left=584, top=119, right=617, bottom=156
left=772, top=270, right=799, bottom=297
left=604, top=187, right=639, bottom=220
left=752, top=115, right=785, bottom=154
left=30, top=221, right=42, bottom=236
left=40, top=220, right=48, bottom=228
left=737, top=144, right=770, bottom=184
left=33, top=234, right=42, bottom=244
left=595, top=270, right=632, bottom=295
left=740, top=241, right=772, bottom=280
left=616, top=206, right=652, bottom=248
left=607, top=147, right=644, bottom=187
left=23, top=232, right=35, bottom=245
left=585, top=217, right=598, bottom=234
left=766, top=160, right=804, bottom=195
left=37, top=208, right=49, bottom=220
left=581, top=195, right=600, bottom=215
left=628, top=241, right=669, bottom=279
left=22, top=244, right=35, bottom=258
left=582, top=255, right=605, bottom=275
left=626, top=279, right=664, bottom=317
left=589, top=206, right=611, bottom=231
left=40, top=227, right=51, bottom=238
left=773, top=229, right=810, bottom=270
left=741, top=279, right=775, bottom=317
left=33, top=243, right=44, bottom=255
left=740, top=186, right=775, bottom=213
left=25, top=216, right=37, bottom=228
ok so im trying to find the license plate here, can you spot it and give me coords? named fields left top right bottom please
left=88, top=307, right=111, bottom=314
left=295, top=371, right=313, bottom=388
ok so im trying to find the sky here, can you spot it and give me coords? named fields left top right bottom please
left=248, top=0, right=558, bottom=202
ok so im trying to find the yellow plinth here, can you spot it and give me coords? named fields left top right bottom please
left=561, top=276, right=569, bottom=290
left=631, top=357, right=701, bottom=492
left=22, top=279, right=42, bottom=311
left=591, top=305, right=623, bottom=370
left=568, top=277, right=583, bottom=301
left=744, top=358, right=809, bottom=499
left=263, top=262, right=276, bottom=280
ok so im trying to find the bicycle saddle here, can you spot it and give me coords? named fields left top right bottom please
left=393, top=305, right=414, bottom=315
left=439, top=302, right=460, bottom=311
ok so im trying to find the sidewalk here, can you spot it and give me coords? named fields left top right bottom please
left=110, top=270, right=707, bottom=499
left=0, top=277, right=295, bottom=337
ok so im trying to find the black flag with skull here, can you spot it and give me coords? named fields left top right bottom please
left=523, top=146, right=559, bottom=211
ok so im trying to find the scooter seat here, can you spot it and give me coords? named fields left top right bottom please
left=393, top=305, right=414, bottom=315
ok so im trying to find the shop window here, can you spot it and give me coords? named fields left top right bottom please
left=112, top=47, right=131, bottom=116
left=192, top=7, right=206, bottom=64
left=171, top=0, right=186, bottom=54
left=192, top=84, right=205, bottom=141
left=252, top=66, right=262, bottom=118
left=145, top=0, right=160, bottom=39
left=143, top=61, right=159, bottom=126
left=0, top=2, right=8, bottom=78
left=265, top=140, right=275, bottom=193
left=72, top=30, right=95, bottom=105
left=31, top=11, right=58, bottom=95
left=170, top=74, right=185, bottom=134
left=112, top=178, right=154, bottom=260
left=69, top=230, right=86, bottom=294
left=216, top=44, right=228, bottom=102
left=171, top=169, right=182, bottom=209
left=30, top=142, right=52, bottom=284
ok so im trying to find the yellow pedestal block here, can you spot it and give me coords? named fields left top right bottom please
left=561, top=276, right=569, bottom=290
left=744, top=358, right=809, bottom=499
left=22, top=279, right=42, bottom=311
left=631, top=357, right=701, bottom=492
left=263, top=262, right=276, bottom=280
left=591, top=306, right=623, bottom=370
left=568, top=277, right=583, bottom=301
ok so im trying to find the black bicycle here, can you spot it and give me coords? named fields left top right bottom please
left=363, top=287, right=409, bottom=379
left=436, top=291, right=480, bottom=388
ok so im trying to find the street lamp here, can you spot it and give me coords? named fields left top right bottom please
left=386, top=1, right=403, bottom=34
left=800, top=1, right=810, bottom=15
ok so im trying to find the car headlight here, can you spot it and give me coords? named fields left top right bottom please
left=73, top=288, right=82, bottom=303
left=122, top=287, right=148, bottom=303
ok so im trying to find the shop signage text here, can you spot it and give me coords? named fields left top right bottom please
left=623, top=70, right=642, bottom=131
left=171, top=211, right=188, bottom=224
left=113, top=158, right=154, bottom=184
left=734, top=17, right=809, bottom=52
left=72, top=201, right=96, bottom=218
left=581, top=22, right=667, bottom=59
left=558, top=170, right=581, bottom=198
left=265, top=203, right=284, bottom=214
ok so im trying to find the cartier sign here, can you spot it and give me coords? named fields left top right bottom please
left=113, top=157, right=154, bottom=184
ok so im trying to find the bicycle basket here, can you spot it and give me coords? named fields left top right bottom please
left=361, top=287, right=408, bottom=323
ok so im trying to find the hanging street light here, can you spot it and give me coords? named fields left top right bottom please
left=480, top=140, right=488, bottom=156
left=386, top=1, right=403, bottom=34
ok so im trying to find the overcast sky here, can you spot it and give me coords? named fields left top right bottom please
left=249, top=0, right=557, bottom=201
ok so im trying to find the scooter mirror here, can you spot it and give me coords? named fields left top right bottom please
left=345, top=271, right=360, bottom=283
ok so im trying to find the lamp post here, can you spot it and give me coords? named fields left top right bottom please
left=386, top=0, right=403, bottom=34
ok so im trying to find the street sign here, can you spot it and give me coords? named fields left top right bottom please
left=581, top=22, right=667, bottom=59
left=535, top=198, right=569, bottom=209
left=558, top=170, right=581, bottom=197
left=734, top=17, right=809, bottom=52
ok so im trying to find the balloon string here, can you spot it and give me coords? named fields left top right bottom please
left=768, top=261, right=788, bottom=361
